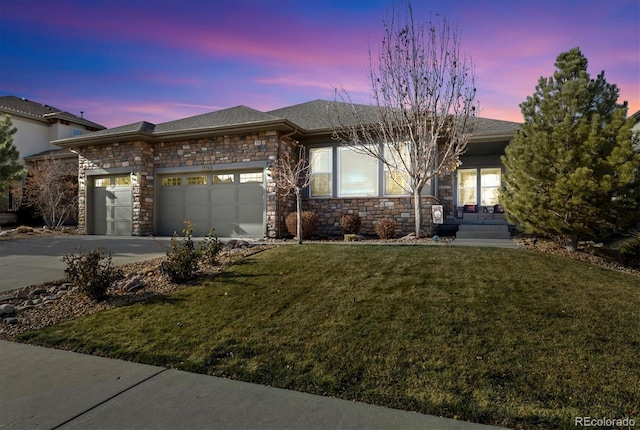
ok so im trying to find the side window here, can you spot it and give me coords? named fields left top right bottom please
left=309, top=147, right=332, bottom=197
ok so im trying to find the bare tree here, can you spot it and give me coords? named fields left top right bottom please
left=332, top=2, right=478, bottom=236
left=269, top=144, right=312, bottom=244
left=22, top=156, right=78, bottom=228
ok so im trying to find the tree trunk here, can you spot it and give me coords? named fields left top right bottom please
left=566, top=235, right=579, bottom=252
left=296, top=190, right=303, bottom=245
left=413, top=187, right=422, bottom=237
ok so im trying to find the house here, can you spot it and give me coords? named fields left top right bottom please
left=52, top=99, right=520, bottom=238
left=0, top=96, right=105, bottom=221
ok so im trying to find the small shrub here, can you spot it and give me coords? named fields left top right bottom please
left=620, top=234, right=640, bottom=267
left=160, top=221, right=201, bottom=282
left=200, top=228, right=224, bottom=266
left=63, top=247, right=123, bottom=301
left=340, top=214, right=362, bottom=234
left=285, top=211, right=319, bottom=239
left=374, top=218, right=398, bottom=240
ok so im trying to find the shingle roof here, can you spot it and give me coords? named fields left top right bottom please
left=155, top=105, right=281, bottom=133
left=55, top=99, right=520, bottom=147
left=0, top=95, right=105, bottom=129
left=268, top=99, right=380, bottom=131
left=269, top=99, right=521, bottom=137
left=22, top=148, right=77, bottom=161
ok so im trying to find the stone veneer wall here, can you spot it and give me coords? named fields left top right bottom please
left=77, top=131, right=296, bottom=237
left=302, top=196, right=437, bottom=238
left=77, top=140, right=155, bottom=235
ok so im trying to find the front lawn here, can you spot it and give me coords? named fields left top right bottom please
left=18, top=245, right=640, bottom=429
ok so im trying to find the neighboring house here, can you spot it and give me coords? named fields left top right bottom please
left=53, top=99, right=520, bottom=238
left=0, top=95, right=105, bottom=218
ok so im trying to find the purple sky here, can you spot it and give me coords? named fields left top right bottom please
left=1, top=0, right=638, bottom=129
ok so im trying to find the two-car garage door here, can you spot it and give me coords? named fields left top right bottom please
left=157, top=171, right=265, bottom=237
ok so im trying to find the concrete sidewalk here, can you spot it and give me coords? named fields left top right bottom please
left=1, top=341, right=505, bottom=430
left=0, top=236, right=169, bottom=293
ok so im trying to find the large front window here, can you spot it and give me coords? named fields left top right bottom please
left=338, top=147, right=378, bottom=197
left=457, top=167, right=501, bottom=206
left=308, top=145, right=412, bottom=198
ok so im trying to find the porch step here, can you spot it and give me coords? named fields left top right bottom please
left=455, top=224, right=511, bottom=239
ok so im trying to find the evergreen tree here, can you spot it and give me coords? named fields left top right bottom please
left=0, top=115, right=25, bottom=209
left=500, top=47, right=640, bottom=251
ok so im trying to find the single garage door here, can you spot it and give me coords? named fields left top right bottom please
left=91, top=175, right=132, bottom=235
left=157, top=171, right=265, bottom=237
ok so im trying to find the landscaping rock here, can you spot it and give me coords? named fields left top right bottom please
left=16, top=289, right=29, bottom=300
left=29, top=288, right=47, bottom=298
left=225, top=239, right=251, bottom=249
left=118, top=275, right=145, bottom=293
left=0, top=303, right=16, bottom=317
left=3, top=317, right=18, bottom=325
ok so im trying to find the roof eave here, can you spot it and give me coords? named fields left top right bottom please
left=54, top=119, right=299, bottom=148
left=53, top=131, right=155, bottom=148
left=153, top=119, right=297, bottom=141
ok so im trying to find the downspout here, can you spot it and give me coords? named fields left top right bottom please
left=275, top=126, right=298, bottom=238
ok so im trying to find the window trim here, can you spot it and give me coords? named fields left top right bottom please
left=456, top=167, right=502, bottom=207
left=307, top=144, right=414, bottom=198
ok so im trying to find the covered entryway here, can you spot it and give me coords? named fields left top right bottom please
left=157, top=171, right=265, bottom=237
left=90, top=175, right=133, bottom=235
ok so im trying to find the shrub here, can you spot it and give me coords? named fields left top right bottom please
left=374, top=218, right=398, bottom=240
left=620, top=234, right=640, bottom=267
left=160, top=221, right=201, bottom=282
left=340, top=214, right=362, bottom=234
left=200, top=228, right=224, bottom=266
left=285, top=211, right=319, bottom=239
left=63, top=247, right=123, bottom=301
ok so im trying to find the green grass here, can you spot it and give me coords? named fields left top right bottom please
left=18, top=245, right=640, bottom=429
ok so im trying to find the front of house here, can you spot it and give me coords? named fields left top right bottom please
left=53, top=100, right=520, bottom=238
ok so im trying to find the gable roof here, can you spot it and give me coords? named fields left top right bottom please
left=0, top=95, right=105, bottom=130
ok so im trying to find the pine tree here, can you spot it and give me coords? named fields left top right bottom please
left=500, top=47, right=640, bottom=251
left=0, top=115, right=25, bottom=209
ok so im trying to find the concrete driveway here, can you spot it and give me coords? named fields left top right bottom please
left=0, top=236, right=170, bottom=293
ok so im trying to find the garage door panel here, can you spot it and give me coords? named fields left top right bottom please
left=91, top=176, right=132, bottom=236
left=158, top=171, right=264, bottom=238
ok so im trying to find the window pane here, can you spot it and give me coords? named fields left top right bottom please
left=457, top=169, right=477, bottom=205
left=481, top=168, right=501, bottom=205
left=94, top=178, right=109, bottom=188
left=310, top=147, right=332, bottom=197
left=213, top=174, right=234, bottom=184
left=338, top=147, right=378, bottom=197
left=240, top=172, right=263, bottom=183
left=186, top=176, right=207, bottom=185
left=384, top=144, right=410, bottom=195
left=385, top=170, right=410, bottom=195
left=162, top=177, right=182, bottom=186
left=114, top=176, right=131, bottom=186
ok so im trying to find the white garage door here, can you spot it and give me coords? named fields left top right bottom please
left=91, top=175, right=132, bottom=235
left=157, top=171, right=265, bottom=237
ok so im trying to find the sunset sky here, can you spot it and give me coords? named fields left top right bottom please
left=1, top=0, right=638, bottom=128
